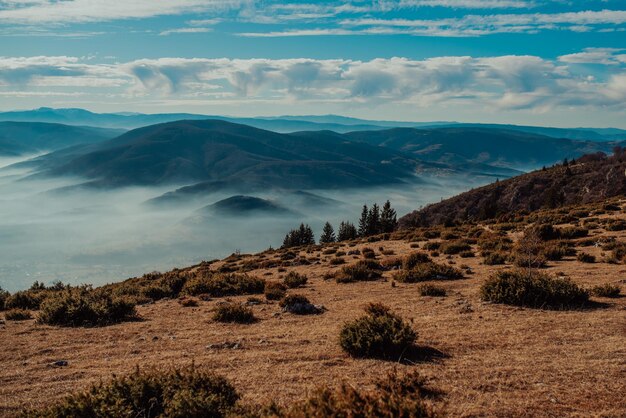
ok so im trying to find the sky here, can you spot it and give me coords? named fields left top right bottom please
left=0, top=0, right=625, bottom=127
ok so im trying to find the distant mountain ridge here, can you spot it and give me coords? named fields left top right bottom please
left=1, top=108, right=625, bottom=140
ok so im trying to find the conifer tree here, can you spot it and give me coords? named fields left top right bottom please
left=358, top=205, right=368, bottom=237
left=320, top=222, right=336, bottom=244
left=338, top=221, right=357, bottom=241
left=366, top=203, right=380, bottom=235
left=380, top=200, right=398, bottom=233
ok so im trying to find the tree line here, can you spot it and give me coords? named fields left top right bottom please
left=282, top=200, right=398, bottom=248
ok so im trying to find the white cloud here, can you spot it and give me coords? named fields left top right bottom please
left=559, top=47, right=626, bottom=65
left=159, top=27, right=213, bottom=36
left=1, top=52, right=625, bottom=114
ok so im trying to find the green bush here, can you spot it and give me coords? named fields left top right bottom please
left=264, top=282, right=287, bottom=301
left=283, top=272, right=308, bottom=288
left=394, top=262, right=463, bottom=283
left=182, top=273, right=265, bottom=297
left=38, top=288, right=137, bottom=327
left=273, top=371, right=434, bottom=418
left=22, top=367, right=239, bottom=418
left=419, top=284, right=446, bottom=297
left=4, top=309, right=32, bottom=321
left=590, top=283, right=621, bottom=298
left=339, top=303, right=416, bottom=359
left=5, top=290, right=46, bottom=310
left=335, top=261, right=382, bottom=283
left=213, top=303, right=255, bottom=324
left=480, top=270, right=589, bottom=309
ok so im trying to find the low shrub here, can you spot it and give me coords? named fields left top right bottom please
left=0, top=287, right=8, bottom=310
left=577, top=252, right=596, bottom=263
left=182, top=273, right=265, bottom=297
left=422, top=242, right=441, bottom=251
left=264, top=282, right=287, bottom=301
left=419, top=284, right=446, bottom=297
left=441, top=241, right=471, bottom=255
left=283, top=271, right=308, bottom=288
left=483, top=252, right=507, bottom=265
left=329, top=257, right=345, bottom=265
left=394, top=262, right=463, bottom=283
left=459, top=250, right=475, bottom=258
left=480, top=270, right=589, bottom=309
left=274, top=371, right=435, bottom=418
left=38, top=288, right=137, bottom=327
left=339, top=303, right=416, bottom=359
left=22, top=367, right=239, bottom=418
left=4, top=309, right=32, bottom=321
left=542, top=241, right=575, bottom=261
left=590, top=283, right=621, bottom=298
left=362, top=247, right=376, bottom=259
left=5, top=290, right=45, bottom=310
left=402, top=252, right=431, bottom=270
left=178, top=297, right=198, bottom=307
left=213, top=303, right=255, bottom=324
left=335, top=261, right=382, bottom=283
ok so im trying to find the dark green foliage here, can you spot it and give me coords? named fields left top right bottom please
left=337, top=221, right=358, bottom=241
left=577, top=252, right=596, bottom=263
left=282, top=223, right=315, bottom=248
left=182, top=273, right=265, bottom=297
left=380, top=200, right=398, bottom=233
left=38, top=288, right=137, bottom=327
left=283, top=272, right=308, bottom=288
left=394, top=262, right=464, bottom=283
left=22, top=367, right=239, bottom=418
left=335, top=261, right=383, bottom=283
left=339, top=303, right=416, bottom=359
left=358, top=201, right=399, bottom=237
left=480, top=270, right=589, bottom=309
left=5, top=290, right=45, bottom=310
left=4, top=309, right=33, bottom=321
left=264, top=282, right=287, bottom=300
left=0, top=286, right=8, bottom=311
left=419, top=284, right=446, bottom=297
left=441, top=241, right=471, bottom=255
left=272, top=371, right=434, bottom=418
left=213, top=303, right=255, bottom=324
left=590, top=284, right=621, bottom=298
left=319, top=222, right=336, bottom=244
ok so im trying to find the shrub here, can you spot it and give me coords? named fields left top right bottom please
left=558, top=226, right=589, bottom=240
left=339, top=303, right=416, bottom=359
left=542, top=241, right=574, bottom=261
left=264, top=282, right=287, bottom=301
left=329, top=257, right=345, bottom=265
left=279, top=294, right=322, bottom=315
left=441, top=241, right=471, bottom=255
left=22, top=367, right=239, bottom=418
left=577, top=252, right=596, bottom=263
left=590, top=284, right=621, bottom=298
left=5, top=290, right=46, bottom=310
left=213, top=303, right=255, bottom=324
left=480, top=270, right=589, bottom=309
left=178, top=297, right=198, bottom=307
left=362, top=247, right=376, bottom=259
left=182, top=273, right=265, bottom=297
left=38, top=288, right=137, bottom=327
left=422, top=242, right=441, bottom=251
left=335, top=261, right=382, bottom=283
left=283, top=272, right=308, bottom=288
left=394, top=262, right=463, bottom=283
left=483, top=252, right=507, bottom=265
left=459, top=250, right=475, bottom=258
left=419, top=284, right=446, bottom=297
left=402, top=252, right=431, bottom=270
left=4, top=309, right=32, bottom=321
left=276, top=371, right=434, bottom=418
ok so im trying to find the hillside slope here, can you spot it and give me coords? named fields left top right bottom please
left=400, top=151, right=626, bottom=227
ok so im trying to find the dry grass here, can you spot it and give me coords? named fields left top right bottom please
left=1, top=205, right=626, bottom=417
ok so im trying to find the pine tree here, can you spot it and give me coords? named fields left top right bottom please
left=338, top=221, right=357, bottom=241
left=366, top=203, right=380, bottom=235
left=320, top=222, right=336, bottom=244
left=358, top=205, right=368, bottom=237
left=380, top=200, right=397, bottom=233
left=282, top=223, right=315, bottom=248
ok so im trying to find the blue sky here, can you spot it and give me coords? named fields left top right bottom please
left=0, top=0, right=625, bottom=127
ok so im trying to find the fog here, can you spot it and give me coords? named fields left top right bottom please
left=0, top=156, right=492, bottom=291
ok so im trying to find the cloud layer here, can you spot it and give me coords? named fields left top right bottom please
left=1, top=51, right=625, bottom=115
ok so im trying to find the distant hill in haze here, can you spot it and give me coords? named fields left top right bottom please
left=399, top=151, right=626, bottom=228
left=1, top=108, right=624, bottom=140
left=30, top=119, right=425, bottom=190
left=201, top=195, right=295, bottom=217
left=0, top=122, right=122, bottom=156
left=342, top=127, right=610, bottom=171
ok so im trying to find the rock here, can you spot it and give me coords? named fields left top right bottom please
left=50, top=360, right=68, bottom=367
left=282, top=302, right=325, bottom=315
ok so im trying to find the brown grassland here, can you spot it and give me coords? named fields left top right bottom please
left=1, top=200, right=625, bottom=417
